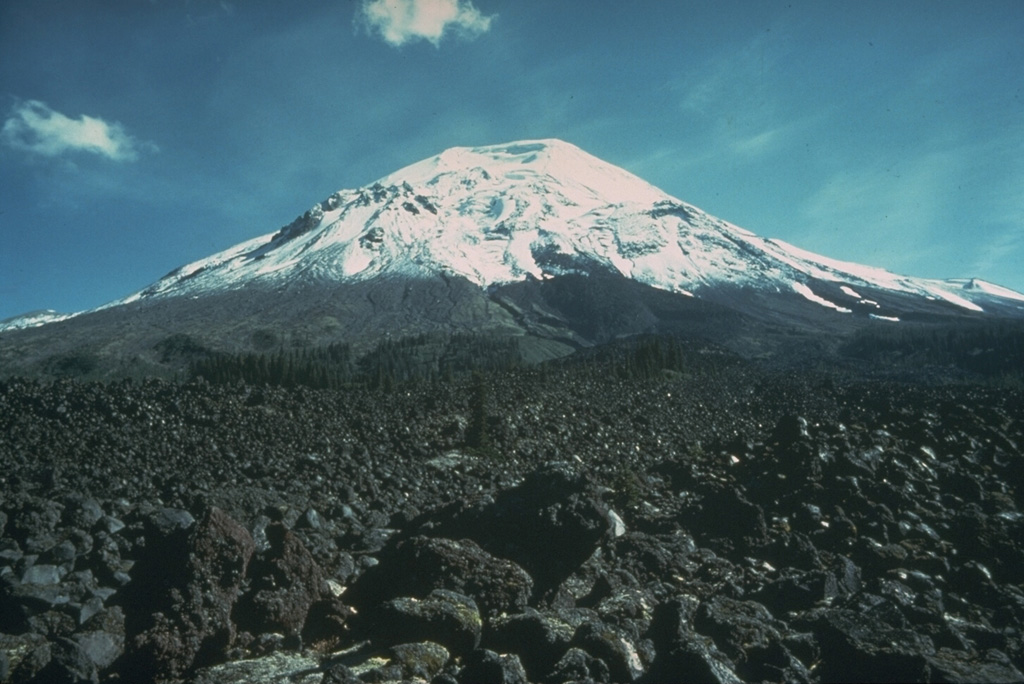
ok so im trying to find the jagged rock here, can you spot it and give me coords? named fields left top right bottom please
left=61, top=494, right=104, bottom=531
left=753, top=554, right=862, bottom=612
left=145, top=506, right=196, bottom=538
left=98, top=516, right=125, bottom=536
left=72, top=629, right=124, bottom=671
left=806, top=607, right=936, bottom=682
left=344, top=535, right=533, bottom=620
left=607, top=509, right=627, bottom=538
left=320, top=662, right=363, bottom=684
left=301, top=595, right=354, bottom=652
left=406, top=462, right=609, bottom=597
left=601, top=531, right=697, bottom=587
left=759, top=531, right=822, bottom=571
left=693, top=597, right=813, bottom=683
left=570, top=620, right=646, bottom=683
left=595, top=588, right=656, bottom=643
left=2, top=577, right=73, bottom=624
left=771, top=415, right=810, bottom=446
left=118, top=507, right=254, bottom=681
left=297, top=507, right=322, bottom=530
left=20, top=563, right=62, bottom=585
left=234, top=522, right=321, bottom=638
left=34, top=636, right=99, bottom=684
left=342, top=641, right=451, bottom=682
left=854, top=537, right=910, bottom=573
left=684, top=485, right=767, bottom=555
left=365, top=589, right=482, bottom=656
left=0, top=632, right=52, bottom=683
left=6, top=496, right=63, bottom=555
left=75, top=597, right=104, bottom=627
left=544, top=646, right=611, bottom=684
left=644, top=632, right=742, bottom=684
left=646, top=597, right=741, bottom=684
left=45, top=539, right=79, bottom=567
left=458, top=648, right=528, bottom=684
left=191, top=650, right=321, bottom=684
left=1, top=354, right=1023, bottom=684
left=485, top=609, right=575, bottom=681
left=924, top=647, right=1024, bottom=683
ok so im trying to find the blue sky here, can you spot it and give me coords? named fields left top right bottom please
left=1, top=0, right=1022, bottom=320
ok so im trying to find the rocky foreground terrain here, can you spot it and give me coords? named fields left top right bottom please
left=1, top=355, right=1023, bottom=683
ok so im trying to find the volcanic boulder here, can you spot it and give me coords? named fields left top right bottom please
left=117, top=507, right=254, bottom=680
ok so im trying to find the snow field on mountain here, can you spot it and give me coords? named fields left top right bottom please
left=6, top=138, right=1022, bottom=332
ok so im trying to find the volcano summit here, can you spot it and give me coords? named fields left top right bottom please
left=2, top=139, right=1023, bottom=379
left=75, top=139, right=1024, bottom=314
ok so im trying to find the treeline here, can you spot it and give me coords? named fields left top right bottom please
left=188, top=333, right=705, bottom=391
left=552, top=335, right=708, bottom=381
left=607, top=335, right=691, bottom=379
left=841, top=319, right=1024, bottom=379
left=190, top=343, right=354, bottom=389
left=189, top=333, right=525, bottom=390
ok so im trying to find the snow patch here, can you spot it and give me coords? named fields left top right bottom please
left=793, top=282, right=852, bottom=313
left=840, top=285, right=861, bottom=299
left=927, top=287, right=984, bottom=313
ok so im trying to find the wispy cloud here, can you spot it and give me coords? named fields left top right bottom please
left=730, top=127, right=784, bottom=158
left=665, top=24, right=826, bottom=167
left=964, top=159, right=1024, bottom=284
left=969, top=229, right=1023, bottom=278
left=1, top=100, right=155, bottom=161
left=358, top=0, right=494, bottom=47
left=674, top=28, right=783, bottom=120
left=795, top=151, right=959, bottom=275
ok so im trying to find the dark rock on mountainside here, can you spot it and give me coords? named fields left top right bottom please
left=234, top=522, right=324, bottom=639
left=397, top=461, right=611, bottom=599
left=115, top=506, right=254, bottom=680
left=344, top=535, right=533, bottom=619
left=367, top=589, right=482, bottom=656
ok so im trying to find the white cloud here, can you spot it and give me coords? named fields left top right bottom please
left=730, top=128, right=781, bottom=157
left=1, top=100, right=154, bottom=161
left=359, top=0, right=494, bottom=47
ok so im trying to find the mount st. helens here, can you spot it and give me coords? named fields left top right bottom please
left=2, top=139, right=1023, bottom=378
left=110, top=140, right=1024, bottom=316
left=3, top=142, right=1024, bottom=684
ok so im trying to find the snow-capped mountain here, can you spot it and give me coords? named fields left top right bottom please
left=99, top=139, right=1021, bottom=322
left=3, top=139, right=1024, bottom=381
